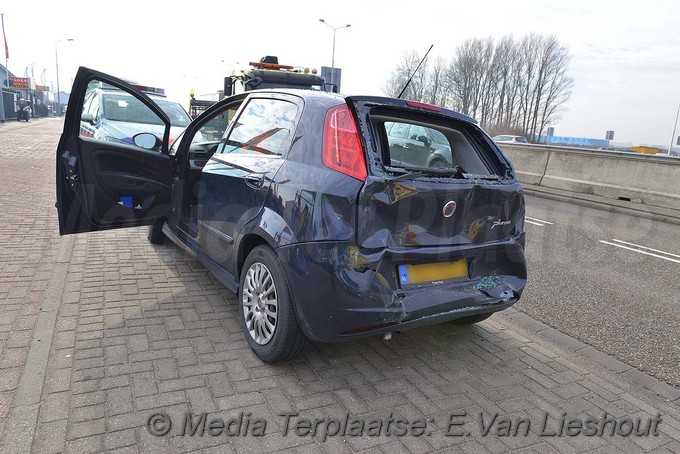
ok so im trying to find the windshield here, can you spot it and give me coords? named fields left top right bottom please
left=156, top=100, right=191, bottom=127
left=102, top=93, right=190, bottom=127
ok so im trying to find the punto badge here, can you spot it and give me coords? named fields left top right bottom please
left=442, top=201, right=457, bottom=218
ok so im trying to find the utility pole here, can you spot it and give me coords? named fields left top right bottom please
left=55, top=38, right=74, bottom=116
left=669, top=103, right=680, bottom=156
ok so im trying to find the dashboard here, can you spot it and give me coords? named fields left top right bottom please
left=188, top=141, right=220, bottom=170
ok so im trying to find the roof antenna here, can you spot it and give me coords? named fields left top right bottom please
left=397, top=44, right=434, bottom=99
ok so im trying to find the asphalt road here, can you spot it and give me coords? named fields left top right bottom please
left=519, top=194, right=680, bottom=387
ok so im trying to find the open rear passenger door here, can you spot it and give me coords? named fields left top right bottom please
left=56, top=67, right=174, bottom=235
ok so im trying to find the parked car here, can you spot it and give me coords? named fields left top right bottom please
left=79, top=80, right=191, bottom=145
left=57, top=67, right=527, bottom=362
left=492, top=135, right=528, bottom=144
left=385, top=121, right=453, bottom=168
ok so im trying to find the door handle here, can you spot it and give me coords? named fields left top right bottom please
left=244, top=173, right=265, bottom=189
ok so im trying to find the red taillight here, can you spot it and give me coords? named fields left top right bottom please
left=405, top=100, right=442, bottom=112
left=322, top=104, right=367, bottom=181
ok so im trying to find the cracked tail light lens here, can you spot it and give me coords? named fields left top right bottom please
left=322, top=104, right=367, bottom=181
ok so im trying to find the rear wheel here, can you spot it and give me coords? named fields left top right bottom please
left=147, top=219, right=166, bottom=244
left=239, top=245, right=308, bottom=362
left=453, top=312, right=493, bottom=325
left=430, top=158, right=448, bottom=168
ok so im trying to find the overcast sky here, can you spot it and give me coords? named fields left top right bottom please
left=3, top=0, right=679, bottom=146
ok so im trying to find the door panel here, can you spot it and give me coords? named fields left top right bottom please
left=168, top=96, right=247, bottom=236
left=57, top=67, right=173, bottom=235
left=197, top=95, right=301, bottom=274
left=198, top=154, right=284, bottom=274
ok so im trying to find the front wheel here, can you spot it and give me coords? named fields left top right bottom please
left=147, top=219, right=166, bottom=244
left=239, top=245, right=308, bottom=362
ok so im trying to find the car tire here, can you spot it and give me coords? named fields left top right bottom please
left=430, top=158, right=448, bottom=168
left=147, top=219, right=166, bottom=244
left=453, top=312, right=493, bottom=325
left=239, top=245, right=308, bottom=363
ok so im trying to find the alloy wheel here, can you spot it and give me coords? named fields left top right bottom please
left=242, top=262, right=278, bottom=345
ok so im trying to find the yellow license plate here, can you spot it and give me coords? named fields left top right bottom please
left=398, top=260, right=468, bottom=286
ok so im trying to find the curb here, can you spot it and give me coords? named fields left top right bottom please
left=0, top=235, right=75, bottom=454
left=498, top=308, right=680, bottom=403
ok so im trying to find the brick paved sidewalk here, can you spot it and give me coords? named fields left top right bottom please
left=0, top=118, right=71, bottom=443
left=1, top=120, right=679, bottom=453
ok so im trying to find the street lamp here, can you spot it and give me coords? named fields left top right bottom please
left=668, top=103, right=680, bottom=156
left=55, top=38, right=74, bottom=116
left=318, top=19, right=350, bottom=87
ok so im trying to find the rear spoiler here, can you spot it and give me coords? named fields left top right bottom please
left=345, top=96, right=478, bottom=125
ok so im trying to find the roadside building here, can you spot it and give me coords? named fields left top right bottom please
left=0, top=63, right=15, bottom=120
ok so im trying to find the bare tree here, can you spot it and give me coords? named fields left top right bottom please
left=383, top=34, right=573, bottom=141
left=383, top=51, right=428, bottom=100
left=425, top=56, right=448, bottom=107
left=534, top=37, right=574, bottom=141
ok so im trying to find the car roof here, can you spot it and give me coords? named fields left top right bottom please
left=241, top=89, right=478, bottom=125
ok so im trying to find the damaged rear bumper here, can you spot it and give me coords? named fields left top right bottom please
left=276, top=235, right=527, bottom=342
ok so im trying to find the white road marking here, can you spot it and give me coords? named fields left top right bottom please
left=610, top=239, right=680, bottom=259
left=524, top=219, right=546, bottom=226
left=599, top=240, right=680, bottom=264
left=525, top=216, right=554, bottom=225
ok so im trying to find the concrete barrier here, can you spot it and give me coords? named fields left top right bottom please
left=498, top=143, right=680, bottom=211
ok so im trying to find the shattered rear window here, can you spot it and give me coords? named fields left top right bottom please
left=376, top=116, right=498, bottom=177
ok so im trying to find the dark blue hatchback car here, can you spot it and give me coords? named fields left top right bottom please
left=57, top=67, right=527, bottom=362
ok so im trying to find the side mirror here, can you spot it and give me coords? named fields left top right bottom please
left=132, top=132, right=161, bottom=151
left=81, top=113, right=95, bottom=124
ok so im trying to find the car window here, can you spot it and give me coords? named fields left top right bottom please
left=387, top=122, right=408, bottom=139
left=102, top=93, right=165, bottom=126
left=218, top=98, right=297, bottom=156
left=195, top=103, right=242, bottom=144
left=169, top=131, right=183, bottom=155
left=82, top=91, right=95, bottom=115
left=78, top=79, right=168, bottom=150
left=155, top=100, right=191, bottom=128
left=89, top=93, right=100, bottom=123
left=516, top=136, right=528, bottom=143
left=379, top=119, right=493, bottom=175
left=430, top=128, right=448, bottom=145
left=408, top=125, right=429, bottom=141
